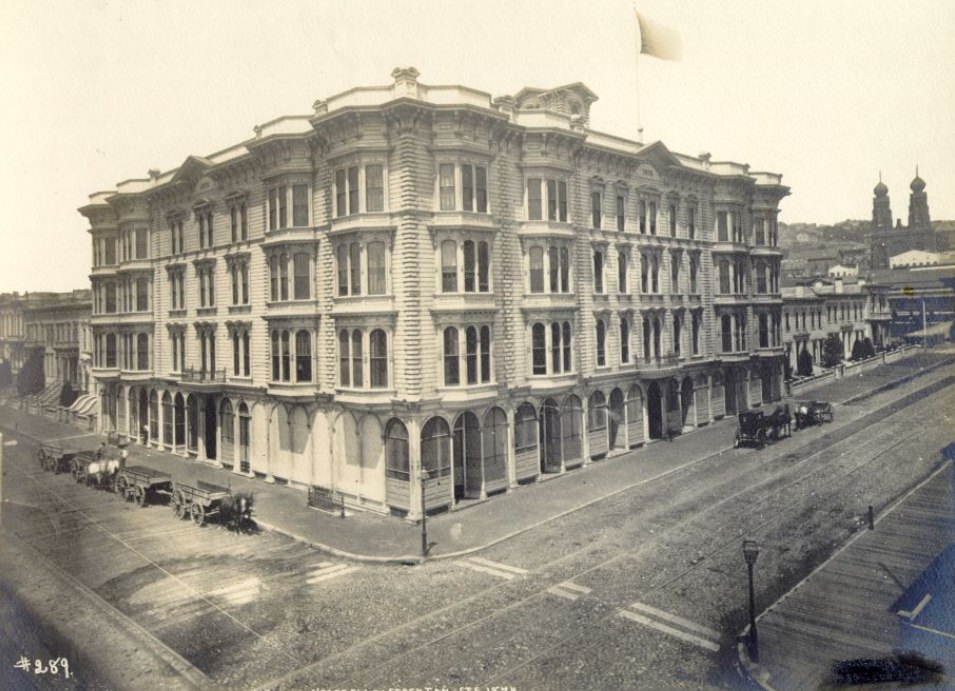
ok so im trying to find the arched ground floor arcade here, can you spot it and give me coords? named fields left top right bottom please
left=94, top=357, right=784, bottom=519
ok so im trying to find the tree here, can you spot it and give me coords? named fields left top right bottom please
left=850, top=339, right=865, bottom=361
left=797, top=347, right=814, bottom=377
left=59, top=381, right=77, bottom=408
left=16, top=351, right=45, bottom=396
left=860, top=337, right=876, bottom=359
left=821, top=333, right=844, bottom=369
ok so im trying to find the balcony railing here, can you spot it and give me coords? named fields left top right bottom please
left=181, top=367, right=226, bottom=383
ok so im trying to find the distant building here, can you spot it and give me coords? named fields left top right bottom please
left=22, top=290, right=93, bottom=394
left=869, top=171, right=937, bottom=270
left=889, top=249, right=941, bottom=268
left=828, top=264, right=859, bottom=279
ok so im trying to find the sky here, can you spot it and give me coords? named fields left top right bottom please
left=1, top=0, right=953, bottom=292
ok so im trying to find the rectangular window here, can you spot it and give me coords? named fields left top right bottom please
left=230, top=206, right=238, bottom=243
left=478, top=242, right=489, bottom=292
left=349, top=243, right=361, bottom=295
left=671, top=254, right=680, bottom=293
left=649, top=202, right=657, bottom=235
left=717, top=211, right=728, bottom=241
left=240, top=203, right=248, bottom=240
left=439, top=163, right=455, bottom=210
left=475, top=166, right=487, bottom=213
left=527, top=178, right=542, bottom=220
left=669, top=204, right=677, bottom=236
left=368, top=242, right=386, bottom=295
left=529, top=247, right=544, bottom=293
left=463, top=241, right=475, bottom=292
left=105, top=238, right=116, bottom=265
left=366, top=164, right=384, bottom=212
left=531, top=325, right=546, bottom=376
left=688, top=206, right=696, bottom=238
left=462, top=164, right=474, bottom=212
left=348, top=167, right=359, bottom=215
left=335, top=170, right=346, bottom=218
left=558, top=182, right=568, bottom=222
left=547, top=180, right=558, bottom=221
left=135, top=228, right=148, bottom=258
left=292, top=184, right=309, bottom=226
left=639, top=200, right=647, bottom=234
left=755, top=219, right=766, bottom=245
left=136, top=277, right=148, bottom=311
left=277, top=186, right=288, bottom=228
left=442, top=241, right=458, bottom=292
left=293, top=253, right=310, bottom=299
left=616, top=195, right=625, bottom=231
left=591, top=191, right=602, bottom=229
left=337, top=246, right=348, bottom=297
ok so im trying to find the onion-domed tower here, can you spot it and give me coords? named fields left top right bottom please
left=871, top=174, right=892, bottom=232
left=907, top=167, right=930, bottom=230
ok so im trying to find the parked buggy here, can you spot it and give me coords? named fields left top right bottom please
left=116, top=465, right=173, bottom=507
left=735, top=411, right=768, bottom=449
left=36, top=443, right=80, bottom=475
left=170, top=479, right=254, bottom=531
left=794, top=400, right=834, bottom=430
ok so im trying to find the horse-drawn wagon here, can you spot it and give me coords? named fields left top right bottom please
left=794, top=400, right=834, bottom=429
left=36, top=443, right=80, bottom=475
left=116, top=465, right=173, bottom=507
left=170, top=479, right=253, bottom=531
left=70, top=450, right=120, bottom=489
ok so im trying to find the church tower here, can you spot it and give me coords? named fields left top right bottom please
left=907, top=167, right=931, bottom=230
left=871, top=174, right=892, bottom=232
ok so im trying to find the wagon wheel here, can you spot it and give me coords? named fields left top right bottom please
left=190, top=502, right=206, bottom=526
left=133, top=485, right=147, bottom=507
left=172, top=490, right=186, bottom=519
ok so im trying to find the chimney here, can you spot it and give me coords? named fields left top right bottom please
left=391, top=66, right=421, bottom=99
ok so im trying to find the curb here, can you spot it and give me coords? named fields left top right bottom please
left=840, top=356, right=954, bottom=406
left=734, top=458, right=953, bottom=691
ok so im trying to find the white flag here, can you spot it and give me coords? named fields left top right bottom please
left=636, top=11, right=683, bottom=61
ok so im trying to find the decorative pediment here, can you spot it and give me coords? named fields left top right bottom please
left=635, top=141, right=682, bottom=173
left=169, top=155, right=214, bottom=187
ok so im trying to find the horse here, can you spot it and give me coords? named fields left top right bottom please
left=220, top=491, right=254, bottom=533
left=86, top=459, right=120, bottom=490
left=768, top=404, right=792, bottom=440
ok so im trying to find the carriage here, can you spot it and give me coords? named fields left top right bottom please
left=794, top=400, right=834, bottom=429
left=116, top=465, right=173, bottom=507
left=36, top=443, right=80, bottom=475
left=170, top=479, right=254, bottom=531
left=735, top=411, right=768, bottom=449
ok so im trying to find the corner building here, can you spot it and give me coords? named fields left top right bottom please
left=79, top=68, right=788, bottom=519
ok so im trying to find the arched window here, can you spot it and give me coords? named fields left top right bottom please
left=421, top=417, right=451, bottom=478
left=596, top=319, right=606, bottom=367
left=560, top=247, right=570, bottom=292
left=514, top=403, right=538, bottom=455
left=641, top=254, right=649, bottom=293
left=148, top=390, right=158, bottom=440
left=643, top=316, right=651, bottom=359
left=673, top=313, right=682, bottom=355
left=281, top=330, right=291, bottom=381
left=441, top=240, right=457, bottom=292
left=367, top=241, right=386, bottom=295
left=385, top=418, right=409, bottom=480
left=370, top=329, right=388, bottom=388
left=718, top=260, right=730, bottom=294
left=463, top=240, right=476, bottom=292
left=279, top=252, right=289, bottom=300
left=465, top=326, right=478, bottom=384
left=562, top=321, right=572, bottom=372
left=531, top=323, right=546, bottom=375
left=351, top=329, right=363, bottom=386
left=588, top=391, right=607, bottom=434
left=162, top=391, right=173, bottom=446
left=293, top=252, right=310, bottom=299
left=136, top=332, right=149, bottom=370
left=721, top=314, right=733, bottom=352
left=594, top=250, right=604, bottom=293
left=653, top=317, right=662, bottom=357
left=338, top=329, right=350, bottom=386
left=480, top=326, right=491, bottom=382
left=620, top=318, right=630, bottom=363
left=220, top=399, right=234, bottom=457
left=551, top=322, right=562, bottom=374
left=295, top=330, right=311, bottom=382
left=443, top=327, right=459, bottom=384
left=337, top=245, right=348, bottom=296
left=756, top=261, right=767, bottom=294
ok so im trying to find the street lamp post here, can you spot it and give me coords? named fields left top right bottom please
left=743, top=540, right=760, bottom=663
left=420, top=469, right=430, bottom=559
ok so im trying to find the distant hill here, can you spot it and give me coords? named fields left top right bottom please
left=780, top=220, right=953, bottom=251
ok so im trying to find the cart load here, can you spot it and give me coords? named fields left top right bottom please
left=36, top=443, right=81, bottom=475
left=116, top=465, right=173, bottom=507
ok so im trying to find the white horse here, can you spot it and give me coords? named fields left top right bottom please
left=87, top=458, right=120, bottom=489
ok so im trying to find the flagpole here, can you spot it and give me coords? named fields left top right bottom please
left=633, top=2, right=643, bottom=143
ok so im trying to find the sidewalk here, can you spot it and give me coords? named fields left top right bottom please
left=2, top=351, right=952, bottom=563
left=739, top=461, right=955, bottom=690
